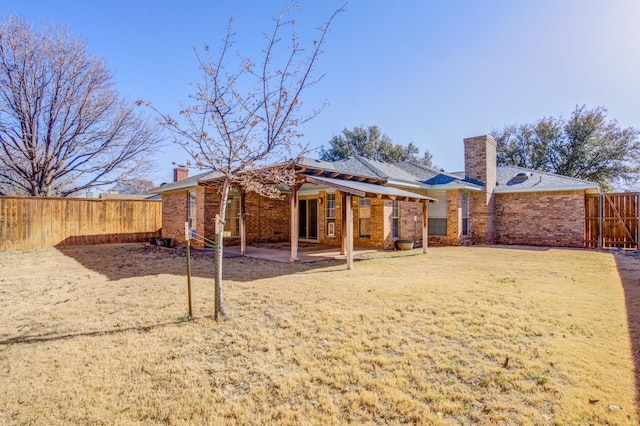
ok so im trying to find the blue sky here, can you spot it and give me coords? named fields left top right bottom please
left=2, top=1, right=639, bottom=184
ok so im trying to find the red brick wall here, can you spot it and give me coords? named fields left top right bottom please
left=464, top=135, right=497, bottom=244
left=495, top=191, right=585, bottom=247
left=244, top=192, right=290, bottom=244
left=162, top=187, right=290, bottom=248
left=202, top=189, right=290, bottom=246
left=350, top=198, right=427, bottom=250
left=318, top=191, right=343, bottom=246
left=352, top=196, right=384, bottom=249
left=161, top=190, right=187, bottom=242
left=398, top=201, right=424, bottom=248
left=426, top=190, right=471, bottom=247
left=161, top=180, right=588, bottom=250
left=203, top=187, right=221, bottom=248
left=161, top=187, right=205, bottom=247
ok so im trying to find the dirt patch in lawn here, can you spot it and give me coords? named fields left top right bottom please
left=1, top=244, right=639, bottom=425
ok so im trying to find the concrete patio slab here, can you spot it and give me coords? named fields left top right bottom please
left=224, top=243, right=379, bottom=263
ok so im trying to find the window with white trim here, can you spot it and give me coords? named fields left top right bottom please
left=358, top=198, right=371, bottom=239
left=187, top=191, right=197, bottom=229
left=461, top=192, right=469, bottom=237
left=326, top=193, right=336, bottom=237
left=224, top=190, right=240, bottom=237
left=428, top=192, right=447, bottom=236
left=392, top=200, right=400, bottom=239
left=326, top=193, right=336, bottom=219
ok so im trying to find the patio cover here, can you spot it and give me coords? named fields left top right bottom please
left=302, top=174, right=438, bottom=203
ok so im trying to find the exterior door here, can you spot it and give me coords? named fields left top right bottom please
left=298, top=197, right=318, bottom=241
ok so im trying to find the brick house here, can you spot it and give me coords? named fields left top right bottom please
left=151, top=135, right=600, bottom=254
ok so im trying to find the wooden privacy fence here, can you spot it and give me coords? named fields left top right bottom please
left=585, top=192, right=639, bottom=249
left=0, top=196, right=162, bottom=250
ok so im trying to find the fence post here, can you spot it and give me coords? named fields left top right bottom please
left=598, top=193, right=603, bottom=249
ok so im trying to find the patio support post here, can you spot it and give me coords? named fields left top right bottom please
left=341, top=191, right=347, bottom=255
left=422, top=201, right=428, bottom=254
left=289, top=184, right=299, bottom=262
left=345, top=193, right=354, bottom=269
left=239, top=190, right=246, bottom=255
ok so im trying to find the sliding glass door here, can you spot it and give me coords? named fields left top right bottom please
left=298, top=197, right=318, bottom=241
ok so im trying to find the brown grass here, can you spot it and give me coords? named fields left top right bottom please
left=1, top=244, right=638, bottom=425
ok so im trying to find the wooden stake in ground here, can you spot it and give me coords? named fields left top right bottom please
left=185, top=222, right=193, bottom=318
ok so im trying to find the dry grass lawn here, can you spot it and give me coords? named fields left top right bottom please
left=1, top=243, right=639, bottom=425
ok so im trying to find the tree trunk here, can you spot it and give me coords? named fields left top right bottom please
left=214, top=179, right=230, bottom=321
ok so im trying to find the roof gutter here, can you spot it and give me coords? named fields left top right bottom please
left=149, top=181, right=201, bottom=194
left=386, top=178, right=483, bottom=191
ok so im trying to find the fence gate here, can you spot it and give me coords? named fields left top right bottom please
left=585, top=192, right=639, bottom=249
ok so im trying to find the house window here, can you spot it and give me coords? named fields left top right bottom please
left=326, top=193, right=336, bottom=219
left=326, top=193, right=336, bottom=237
left=358, top=198, right=371, bottom=239
left=224, top=191, right=240, bottom=237
left=187, top=191, right=197, bottom=229
left=461, top=192, right=469, bottom=237
left=392, top=200, right=400, bottom=239
left=428, top=192, right=447, bottom=236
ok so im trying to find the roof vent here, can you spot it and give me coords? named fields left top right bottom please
left=513, top=172, right=532, bottom=181
left=506, top=171, right=532, bottom=186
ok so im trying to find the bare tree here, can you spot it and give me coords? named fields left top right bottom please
left=0, top=15, right=161, bottom=197
left=146, top=4, right=343, bottom=321
left=108, top=178, right=156, bottom=194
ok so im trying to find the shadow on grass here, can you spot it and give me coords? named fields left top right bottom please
left=614, top=252, right=640, bottom=409
left=55, top=243, right=347, bottom=283
left=0, top=319, right=202, bottom=346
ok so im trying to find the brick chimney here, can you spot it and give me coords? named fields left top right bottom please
left=463, top=135, right=497, bottom=244
left=173, top=166, right=189, bottom=182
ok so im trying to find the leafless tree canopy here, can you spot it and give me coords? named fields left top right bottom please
left=0, top=15, right=161, bottom=197
left=147, top=4, right=343, bottom=320
left=149, top=4, right=342, bottom=196
left=108, top=178, right=156, bottom=195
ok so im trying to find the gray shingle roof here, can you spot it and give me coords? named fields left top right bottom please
left=495, top=165, right=599, bottom=193
left=393, top=162, right=441, bottom=181
left=149, top=170, right=212, bottom=193
left=303, top=175, right=437, bottom=202
left=300, top=156, right=476, bottom=189
left=151, top=156, right=599, bottom=195
left=354, top=158, right=421, bottom=182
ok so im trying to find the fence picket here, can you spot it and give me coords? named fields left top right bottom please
left=585, top=192, right=639, bottom=249
left=0, top=197, right=161, bottom=250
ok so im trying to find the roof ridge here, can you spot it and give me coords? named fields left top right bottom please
left=404, top=160, right=456, bottom=176
left=353, top=155, right=388, bottom=178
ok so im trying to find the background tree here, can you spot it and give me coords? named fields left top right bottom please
left=108, top=178, right=156, bottom=194
left=0, top=15, right=160, bottom=197
left=491, top=106, right=640, bottom=191
left=146, top=4, right=342, bottom=321
left=319, top=125, right=433, bottom=166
